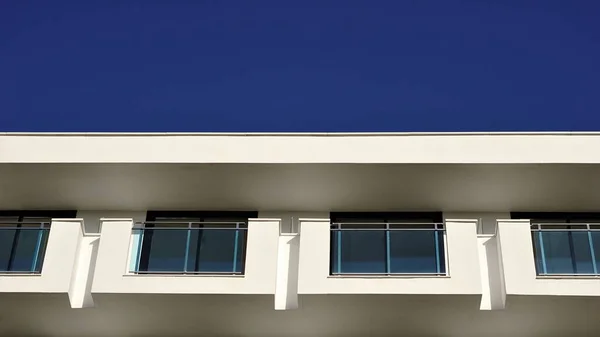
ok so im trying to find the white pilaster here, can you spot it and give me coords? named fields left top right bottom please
left=274, top=232, right=300, bottom=310
left=67, top=218, right=100, bottom=308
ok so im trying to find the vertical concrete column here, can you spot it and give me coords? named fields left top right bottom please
left=443, top=214, right=508, bottom=309
left=41, top=219, right=88, bottom=307
left=91, top=218, right=135, bottom=293
left=245, top=219, right=280, bottom=295
left=67, top=219, right=101, bottom=308
left=477, top=233, right=506, bottom=310
left=496, top=219, right=534, bottom=296
left=443, top=219, right=482, bottom=296
left=274, top=232, right=300, bottom=310
left=297, top=218, right=331, bottom=295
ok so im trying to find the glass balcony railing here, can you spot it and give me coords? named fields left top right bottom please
left=330, top=223, right=447, bottom=276
left=531, top=223, right=600, bottom=276
left=0, top=223, right=50, bottom=274
left=129, top=222, right=248, bottom=274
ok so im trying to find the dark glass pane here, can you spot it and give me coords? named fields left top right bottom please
left=195, top=229, right=238, bottom=272
left=338, top=230, right=386, bottom=273
left=541, top=231, right=575, bottom=274
left=570, top=232, right=594, bottom=274
left=389, top=230, right=439, bottom=273
left=10, top=229, right=45, bottom=272
left=0, top=228, right=16, bottom=271
left=142, top=229, right=188, bottom=272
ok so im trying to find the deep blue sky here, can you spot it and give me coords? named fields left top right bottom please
left=1, top=1, right=599, bottom=132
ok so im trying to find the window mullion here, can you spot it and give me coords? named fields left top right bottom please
left=232, top=222, right=240, bottom=273
left=538, top=231, right=548, bottom=275
left=385, top=222, right=391, bottom=274
left=567, top=230, right=577, bottom=274
left=337, top=225, right=342, bottom=274
left=183, top=222, right=192, bottom=273
left=434, top=224, right=441, bottom=274
left=31, top=222, right=45, bottom=272
left=587, top=224, right=598, bottom=275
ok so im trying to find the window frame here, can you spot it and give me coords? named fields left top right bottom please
left=513, top=212, right=600, bottom=277
left=329, top=212, right=448, bottom=277
left=130, top=211, right=256, bottom=275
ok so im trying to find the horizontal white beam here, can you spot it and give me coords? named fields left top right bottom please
left=1, top=133, right=600, bottom=163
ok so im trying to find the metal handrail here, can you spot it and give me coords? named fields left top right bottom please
left=331, top=222, right=444, bottom=231
left=135, top=270, right=244, bottom=275
left=139, top=221, right=248, bottom=224
left=133, top=221, right=248, bottom=230
left=0, top=227, right=51, bottom=230
left=531, top=223, right=600, bottom=231
left=0, top=222, right=51, bottom=225
left=330, top=272, right=447, bottom=276
left=331, top=222, right=444, bottom=225
left=0, top=222, right=51, bottom=230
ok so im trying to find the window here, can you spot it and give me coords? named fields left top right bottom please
left=0, top=211, right=76, bottom=273
left=531, top=223, right=600, bottom=276
left=329, top=212, right=446, bottom=275
left=513, top=213, right=600, bottom=276
left=131, top=211, right=256, bottom=274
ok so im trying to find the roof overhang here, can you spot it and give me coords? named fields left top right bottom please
left=1, top=132, right=600, bottom=164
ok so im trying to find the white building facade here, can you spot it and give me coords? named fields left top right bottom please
left=1, top=132, right=600, bottom=337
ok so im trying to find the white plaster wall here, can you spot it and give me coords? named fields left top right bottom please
left=0, top=219, right=82, bottom=293
left=498, top=219, right=600, bottom=296
left=92, top=218, right=279, bottom=294
left=297, top=218, right=482, bottom=295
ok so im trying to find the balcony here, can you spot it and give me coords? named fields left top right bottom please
left=329, top=222, right=446, bottom=276
left=497, top=219, right=600, bottom=296
left=298, top=218, right=481, bottom=295
left=92, top=217, right=279, bottom=295
left=129, top=221, right=247, bottom=275
left=0, top=218, right=97, bottom=309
